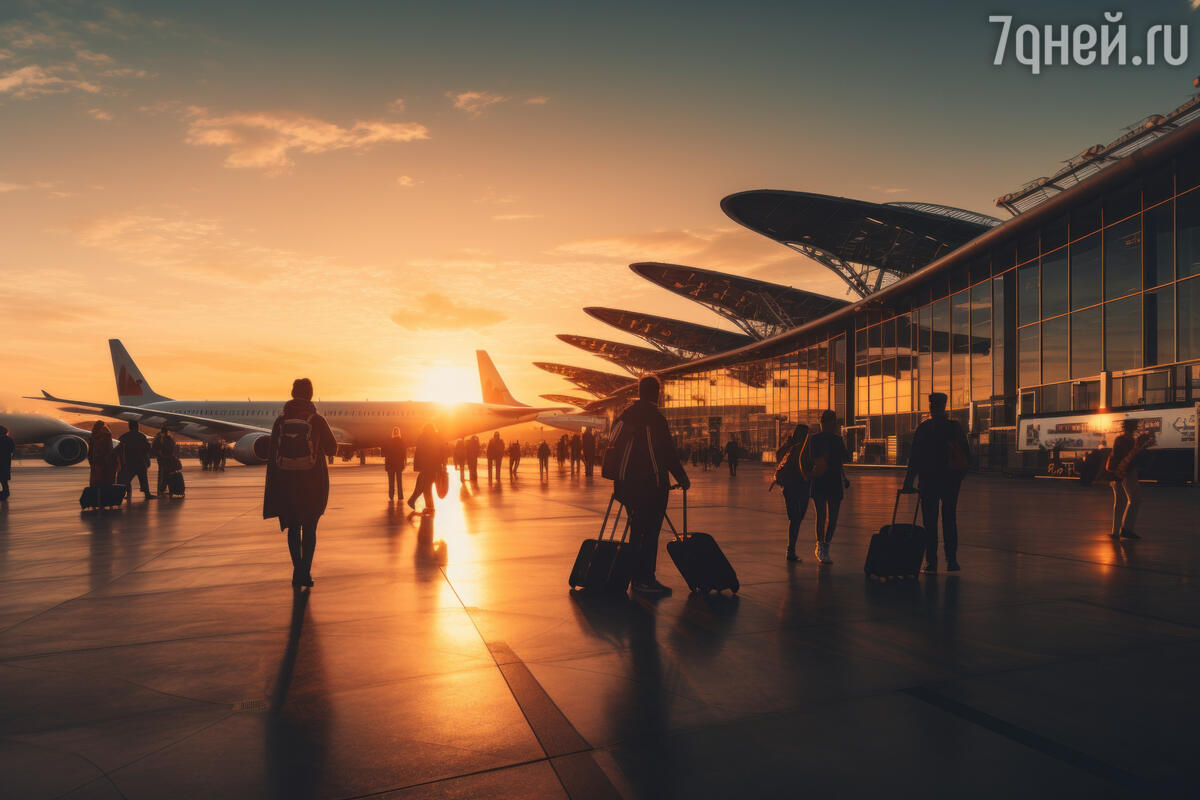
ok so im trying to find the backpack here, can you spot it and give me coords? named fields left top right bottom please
left=773, top=441, right=805, bottom=486
left=602, top=417, right=657, bottom=483
left=276, top=415, right=317, bottom=471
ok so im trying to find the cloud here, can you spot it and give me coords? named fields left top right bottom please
left=388, top=97, right=405, bottom=112
left=0, top=181, right=26, bottom=192
left=396, top=175, right=418, bottom=187
left=869, top=185, right=908, bottom=195
left=556, top=226, right=800, bottom=270
left=183, top=109, right=431, bottom=171
left=0, top=64, right=100, bottom=98
left=525, top=96, right=549, bottom=105
left=492, top=213, right=541, bottom=221
left=88, top=107, right=113, bottom=121
left=390, top=293, right=508, bottom=330
left=75, top=49, right=113, bottom=64
left=447, top=90, right=508, bottom=116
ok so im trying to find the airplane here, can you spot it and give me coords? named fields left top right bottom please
left=535, top=410, right=608, bottom=434
left=0, top=413, right=92, bottom=466
left=27, top=340, right=568, bottom=465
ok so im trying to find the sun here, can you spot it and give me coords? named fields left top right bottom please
left=414, top=365, right=480, bottom=404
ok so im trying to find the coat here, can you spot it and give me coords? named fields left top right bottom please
left=609, top=399, right=688, bottom=497
left=262, top=399, right=338, bottom=528
left=88, top=430, right=116, bottom=486
left=382, top=436, right=407, bottom=470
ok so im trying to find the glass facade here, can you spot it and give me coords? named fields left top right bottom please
left=650, top=148, right=1200, bottom=474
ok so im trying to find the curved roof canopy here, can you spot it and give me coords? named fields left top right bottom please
left=721, top=190, right=996, bottom=298
left=583, top=307, right=753, bottom=358
left=630, top=262, right=850, bottom=339
left=539, top=394, right=594, bottom=409
left=533, top=362, right=634, bottom=397
left=556, top=334, right=683, bottom=375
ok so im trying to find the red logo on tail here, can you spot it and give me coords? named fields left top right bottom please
left=117, top=365, right=143, bottom=397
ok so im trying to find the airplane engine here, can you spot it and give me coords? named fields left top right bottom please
left=232, top=432, right=271, bottom=465
left=42, top=434, right=89, bottom=466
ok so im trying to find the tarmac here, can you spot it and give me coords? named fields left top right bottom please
left=1, top=458, right=1198, bottom=799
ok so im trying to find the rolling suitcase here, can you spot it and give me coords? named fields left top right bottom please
left=79, top=484, right=127, bottom=510
left=665, top=490, right=739, bottom=593
left=166, top=471, right=185, bottom=498
left=568, top=495, right=633, bottom=593
left=864, top=489, right=930, bottom=580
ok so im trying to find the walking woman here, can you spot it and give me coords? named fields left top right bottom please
left=802, top=410, right=850, bottom=564
left=407, top=423, right=441, bottom=514
left=774, top=423, right=810, bottom=562
left=263, top=378, right=337, bottom=588
left=88, top=420, right=116, bottom=487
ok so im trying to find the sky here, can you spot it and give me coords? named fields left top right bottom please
left=2, top=0, right=1198, bottom=413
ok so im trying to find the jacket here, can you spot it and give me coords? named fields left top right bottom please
left=608, top=399, right=687, bottom=493
left=262, top=399, right=338, bottom=527
left=382, top=436, right=407, bottom=470
left=412, top=430, right=443, bottom=473
left=908, top=415, right=970, bottom=485
left=118, top=431, right=151, bottom=470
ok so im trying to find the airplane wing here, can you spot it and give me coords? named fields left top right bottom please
left=25, top=390, right=271, bottom=439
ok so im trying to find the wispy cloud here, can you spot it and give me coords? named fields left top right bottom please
left=388, top=97, right=406, bottom=112
left=869, top=185, right=908, bottom=194
left=556, top=226, right=798, bottom=271
left=74, top=49, right=113, bottom=64
left=391, top=293, right=508, bottom=330
left=182, top=108, right=430, bottom=171
left=396, top=175, right=419, bottom=187
left=88, top=107, right=113, bottom=121
left=525, top=96, right=549, bottom=105
left=447, top=89, right=508, bottom=116
left=0, top=64, right=100, bottom=98
left=493, top=213, right=541, bottom=221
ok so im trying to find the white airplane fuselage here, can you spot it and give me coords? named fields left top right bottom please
left=131, top=400, right=542, bottom=447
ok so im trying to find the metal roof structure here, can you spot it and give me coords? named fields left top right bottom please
left=533, top=362, right=635, bottom=397
left=995, top=94, right=1200, bottom=216
left=555, top=334, right=683, bottom=375
left=721, top=190, right=996, bottom=298
left=629, top=262, right=850, bottom=339
left=539, top=394, right=594, bottom=409
left=582, top=307, right=754, bottom=359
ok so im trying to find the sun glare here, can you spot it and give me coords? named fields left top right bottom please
left=414, top=365, right=480, bottom=404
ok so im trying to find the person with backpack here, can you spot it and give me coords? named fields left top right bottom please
left=774, top=423, right=810, bottom=563
left=382, top=427, right=407, bottom=501
left=903, top=392, right=969, bottom=572
left=605, top=375, right=690, bottom=595
left=486, top=431, right=505, bottom=483
left=407, top=423, right=442, bottom=514
left=803, top=410, right=850, bottom=564
left=537, top=439, right=551, bottom=480
left=263, top=378, right=338, bottom=588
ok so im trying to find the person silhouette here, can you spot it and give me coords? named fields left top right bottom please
left=487, top=432, right=505, bottom=483
left=725, top=437, right=740, bottom=476
left=537, top=439, right=551, bottom=480
left=903, top=392, right=969, bottom=572
left=407, top=423, right=441, bottom=514
left=117, top=421, right=154, bottom=499
left=803, top=410, right=849, bottom=565
left=382, top=427, right=407, bottom=501
left=609, top=375, right=690, bottom=595
left=1107, top=418, right=1147, bottom=540
left=150, top=428, right=177, bottom=497
left=263, top=378, right=338, bottom=587
left=508, top=439, right=521, bottom=478
left=0, top=424, right=13, bottom=501
left=87, top=420, right=116, bottom=488
left=466, top=434, right=480, bottom=482
left=774, top=423, right=810, bottom=562
left=582, top=428, right=596, bottom=477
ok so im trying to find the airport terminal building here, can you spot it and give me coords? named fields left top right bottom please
left=555, top=96, right=1200, bottom=478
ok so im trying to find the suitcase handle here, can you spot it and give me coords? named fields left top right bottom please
left=892, top=488, right=921, bottom=528
left=663, top=488, right=687, bottom=542
left=600, top=494, right=631, bottom=543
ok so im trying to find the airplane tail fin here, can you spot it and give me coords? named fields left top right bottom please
left=477, top=351, right=526, bottom=407
left=110, top=339, right=170, bottom=406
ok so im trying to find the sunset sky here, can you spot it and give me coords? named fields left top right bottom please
left=2, top=0, right=1197, bottom=412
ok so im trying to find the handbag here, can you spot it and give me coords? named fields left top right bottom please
left=435, top=468, right=449, bottom=498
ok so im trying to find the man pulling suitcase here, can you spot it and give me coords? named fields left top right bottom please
left=602, top=374, right=690, bottom=596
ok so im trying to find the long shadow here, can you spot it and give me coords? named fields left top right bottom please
left=265, top=590, right=329, bottom=800
left=413, top=514, right=447, bottom=574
